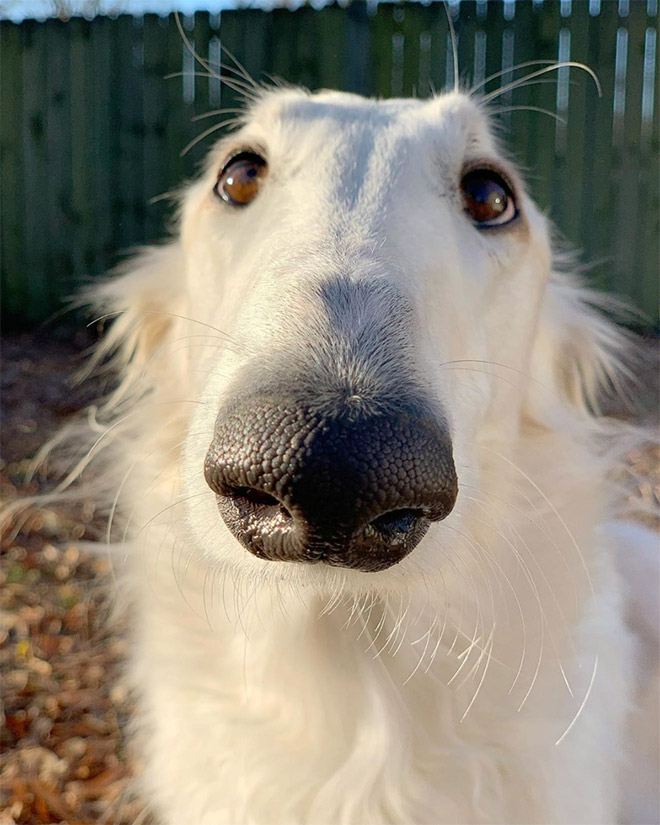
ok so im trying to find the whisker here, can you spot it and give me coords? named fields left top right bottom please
left=555, top=656, right=598, bottom=746
left=181, top=119, right=244, bottom=156
left=174, top=12, right=218, bottom=80
left=470, top=59, right=563, bottom=95
left=460, top=476, right=580, bottom=612
left=218, top=43, right=263, bottom=93
left=444, top=523, right=526, bottom=689
left=464, top=498, right=577, bottom=697
left=492, top=105, right=567, bottom=124
left=442, top=1, right=459, bottom=94
left=48, top=400, right=203, bottom=497
left=483, top=62, right=601, bottom=104
left=460, top=625, right=496, bottom=722
left=164, top=70, right=257, bottom=100
left=88, top=309, right=231, bottom=338
left=139, top=334, right=242, bottom=381
left=192, top=107, right=245, bottom=123
left=173, top=12, right=261, bottom=103
left=483, top=447, right=595, bottom=598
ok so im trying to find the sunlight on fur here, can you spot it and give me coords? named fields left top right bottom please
left=5, top=67, right=659, bottom=825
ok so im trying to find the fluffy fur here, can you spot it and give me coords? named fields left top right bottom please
left=18, top=88, right=660, bottom=824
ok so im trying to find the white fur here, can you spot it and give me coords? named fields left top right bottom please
left=40, top=89, right=660, bottom=823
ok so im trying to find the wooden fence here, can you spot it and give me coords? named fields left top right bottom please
left=1, top=1, right=658, bottom=327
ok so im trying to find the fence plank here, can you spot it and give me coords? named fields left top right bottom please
left=371, top=4, right=397, bottom=98
left=400, top=2, right=426, bottom=97
left=583, top=1, right=619, bottom=293
left=69, top=19, right=96, bottom=296
left=142, top=15, right=172, bottom=244
left=614, top=3, right=651, bottom=312
left=89, top=17, right=114, bottom=277
left=503, top=0, right=540, bottom=172
left=528, top=1, right=561, bottom=219
left=344, top=1, right=370, bottom=95
left=220, top=9, right=273, bottom=96
left=164, top=14, right=191, bottom=195
left=43, top=22, right=71, bottom=304
left=636, top=11, right=659, bottom=319
left=428, top=3, right=449, bottom=94
left=456, top=0, right=479, bottom=91
left=0, top=22, right=25, bottom=321
left=21, top=21, right=50, bottom=321
left=271, top=7, right=296, bottom=86
left=313, top=5, right=346, bottom=92
left=559, top=0, right=590, bottom=249
left=217, top=9, right=248, bottom=114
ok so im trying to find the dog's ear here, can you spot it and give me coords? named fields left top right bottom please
left=525, top=272, right=634, bottom=423
left=82, top=243, right=187, bottom=394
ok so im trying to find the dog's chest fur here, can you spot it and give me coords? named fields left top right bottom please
left=126, top=497, right=632, bottom=825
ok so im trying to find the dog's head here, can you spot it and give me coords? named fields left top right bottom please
left=100, top=88, right=625, bottom=597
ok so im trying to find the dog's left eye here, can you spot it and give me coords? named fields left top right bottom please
left=215, top=151, right=268, bottom=207
left=460, top=169, right=518, bottom=228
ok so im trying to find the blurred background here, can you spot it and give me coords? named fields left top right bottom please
left=1, top=2, right=658, bottom=823
left=1, top=0, right=659, bottom=329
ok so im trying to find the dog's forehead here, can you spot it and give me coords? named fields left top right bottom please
left=240, top=88, right=496, bottom=159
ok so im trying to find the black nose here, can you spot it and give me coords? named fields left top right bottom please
left=204, top=399, right=458, bottom=572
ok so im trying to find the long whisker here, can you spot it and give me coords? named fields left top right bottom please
left=470, top=59, right=563, bottom=95
left=483, top=62, right=601, bottom=104
left=216, top=65, right=264, bottom=97
left=173, top=13, right=262, bottom=102
left=88, top=309, right=230, bottom=338
left=133, top=491, right=209, bottom=541
left=492, top=105, right=567, bottom=124
left=174, top=12, right=218, bottom=80
left=483, top=446, right=595, bottom=598
left=48, top=400, right=203, bottom=495
left=460, top=474, right=581, bottom=612
left=181, top=119, right=244, bottom=156
left=444, top=523, right=527, bottom=691
left=555, top=656, right=598, bottom=746
left=465, top=498, right=577, bottom=697
left=218, top=42, right=262, bottom=93
left=192, top=107, right=245, bottom=123
left=442, top=1, right=459, bottom=94
left=139, top=333, right=241, bottom=381
left=164, top=70, right=257, bottom=100
left=460, top=624, right=495, bottom=722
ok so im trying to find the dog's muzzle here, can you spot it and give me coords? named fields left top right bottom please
left=204, top=398, right=458, bottom=572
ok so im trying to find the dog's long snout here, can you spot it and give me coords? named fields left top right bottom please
left=204, top=399, right=458, bottom=572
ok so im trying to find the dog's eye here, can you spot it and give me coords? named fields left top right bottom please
left=215, top=152, right=267, bottom=207
left=460, top=169, right=517, bottom=228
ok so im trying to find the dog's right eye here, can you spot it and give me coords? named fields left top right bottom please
left=460, top=168, right=518, bottom=228
left=215, top=152, right=268, bottom=207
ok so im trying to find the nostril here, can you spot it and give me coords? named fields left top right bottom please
left=229, top=486, right=278, bottom=507
left=356, top=507, right=432, bottom=564
left=226, top=486, right=293, bottom=520
left=368, top=508, right=425, bottom=536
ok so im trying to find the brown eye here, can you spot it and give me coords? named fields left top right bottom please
left=460, top=169, right=518, bottom=228
left=215, top=151, right=267, bottom=207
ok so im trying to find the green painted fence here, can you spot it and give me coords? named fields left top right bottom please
left=1, top=1, right=658, bottom=328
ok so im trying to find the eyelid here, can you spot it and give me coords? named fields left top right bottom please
left=460, top=159, right=518, bottom=200
left=220, top=147, right=268, bottom=173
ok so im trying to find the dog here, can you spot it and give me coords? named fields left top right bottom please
left=27, top=82, right=659, bottom=824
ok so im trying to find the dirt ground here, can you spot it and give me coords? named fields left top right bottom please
left=1, top=330, right=147, bottom=825
left=1, top=327, right=658, bottom=825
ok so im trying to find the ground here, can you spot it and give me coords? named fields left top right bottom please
left=1, top=331, right=146, bottom=825
left=0, top=327, right=658, bottom=825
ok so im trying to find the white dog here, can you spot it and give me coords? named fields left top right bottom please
left=40, top=84, right=658, bottom=824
